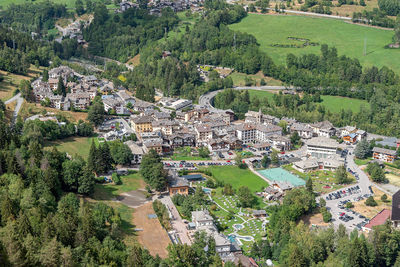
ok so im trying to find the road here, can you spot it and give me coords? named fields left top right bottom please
left=322, top=147, right=372, bottom=230
left=159, top=196, right=192, bottom=245
left=261, top=8, right=352, bottom=20
left=198, top=85, right=291, bottom=111
left=5, top=93, right=23, bottom=123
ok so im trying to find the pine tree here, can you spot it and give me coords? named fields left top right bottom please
left=306, top=178, right=313, bottom=193
left=87, top=140, right=97, bottom=173
left=56, top=76, right=66, bottom=97
left=42, top=69, right=49, bottom=82
left=98, top=142, right=113, bottom=174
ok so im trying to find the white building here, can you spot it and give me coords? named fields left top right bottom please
left=306, top=137, right=340, bottom=158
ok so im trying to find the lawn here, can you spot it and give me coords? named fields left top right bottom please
left=44, top=136, right=98, bottom=159
left=354, top=157, right=372, bottom=166
left=230, top=14, right=400, bottom=73
left=320, top=95, right=370, bottom=113
left=207, top=166, right=269, bottom=192
left=93, top=171, right=145, bottom=200
left=247, top=90, right=276, bottom=102
left=0, top=66, right=42, bottom=101
left=19, top=102, right=88, bottom=122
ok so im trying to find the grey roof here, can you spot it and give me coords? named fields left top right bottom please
left=253, top=210, right=267, bottom=215
left=192, top=210, right=213, bottom=222
left=257, top=124, right=282, bottom=133
left=306, top=137, right=339, bottom=149
left=376, top=137, right=399, bottom=148
left=169, top=176, right=189, bottom=188
left=392, top=190, right=400, bottom=221
left=372, top=147, right=397, bottom=156
left=124, top=140, right=144, bottom=154
left=132, top=116, right=153, bottom=124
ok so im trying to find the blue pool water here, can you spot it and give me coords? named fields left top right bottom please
left=203, top=188, right=211, bottom=194
left=257, top=167, right=305, bottom=187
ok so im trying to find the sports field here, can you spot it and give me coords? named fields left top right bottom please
left=230, top=14, right=400, bottom=73
left=207, top=166, right=269, bottom=192
left=257, top=167, right=305, bottom=187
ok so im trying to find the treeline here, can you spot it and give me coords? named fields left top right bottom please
left=0, top=1, right=68, bottom=34
left=83, top=4, right=179, bottom=62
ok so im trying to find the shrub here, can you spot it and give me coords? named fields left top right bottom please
left=206, top=179, right=216, bottom=188
left=365, top=196, right=378, bottom=207
left=112, top=173, right=122, bottom=185
left=381, top=194, right=388, bottom=202
left=345, top=202, right=354, bottom=208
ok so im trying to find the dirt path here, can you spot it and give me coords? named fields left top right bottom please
left=132, top=202, right=171, bottom=258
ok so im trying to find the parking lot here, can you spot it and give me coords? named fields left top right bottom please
left=163, top=160, right=235, bottom=170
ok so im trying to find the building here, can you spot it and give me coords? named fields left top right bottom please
left=207, top=138, right=229, bottom=152
left=131, top=116, right=153, bottom=134
left=290, top=123, right=313, bottom=139
left=340, top=126, right=357, bottom=137
left=192, top=210, right=214, bottom=228
left=117, top=90, right=136, bottom=105
left=363, top=209, right=392, bottom=232
left=236, top=123, right=257, bottom=144
left=252, top=210, right=267, bottom=218
left=124, top=140, right=145, bottom=165
left=376, top=137, right=400, bottom=149
left=169, top=176, right=189, bottom=196
left=195, top=125, right=214, bottom=144
left=293, top=155, right=343, bottom=172
left=256, top=124, right=282, bottom=142
left=103, top=97, right=125, bottom=114
left=310, top=120, right=336, bottom=137
left=306, top=137, right=340, bottom=158
left=343, top=133, right=358, bottom=144
left=392, top=191, right=400, bottom=228
left=372, top=147, right=397, bottom=163
left=143, top=139, right=164, bottom=154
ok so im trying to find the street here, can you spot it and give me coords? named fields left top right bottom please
left=5, top=93, right=23, bottom=123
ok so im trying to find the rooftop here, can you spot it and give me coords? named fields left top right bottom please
left=372, top=147, right=397, bottom=156
left=364, top=209, right=391, bottom=230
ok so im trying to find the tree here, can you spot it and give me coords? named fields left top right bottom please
left=322, top=209, right=332, bottom=222
left=394, top=16, right=400, bottom=44
left=19, top=80, right=34, bottom=102
left=261, top=155, right=271, bottom=168
left=278, top=120, right=288, bottom=135
left=306, top=178, right=313, bottom=193
left=56, top=76, right=66, bottom=97
left=78, top=166, right=95, bottom=195
left=335, top=165, right=349, bottom=184
left=237, top=186, right=256, bottom=208
left=75, top=0, right=85, bottom=15
left=87, top=139, right=97, bottom=173
left=365, top=196, right=378, bottom=206
left=198, top=147, right=210, bottom=158
left=87, top=101, right=105, bottom=126
left=354, top=139, right=370, bottom=159
left=359, top=0, right=366, bottom=6
left=223, top=184, right=235, bottom=195
left=381, top=194, right=388, bottom=202
left=112, top=172, right=122, bottom=185
left=346, top=202, right=354, bottom=208
left=110, top=141, right=133, bottom=165
left=40, top=238, right=61, bottom=267
left=290, top=131, right=301, bottom=146
left=98, top=142, right=113, bottom=174
left=140, top=150, right=167, bottom=191
left=271, top=150, right=279, bottom=165
left=235, top=154, right=247, bottom=169
left=42, top=69, right=49, bottom=82
left=319, top=198, right=326, bottom=207
left=366, top=162, right=386, bottom=183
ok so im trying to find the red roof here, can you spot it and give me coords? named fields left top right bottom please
left=364, top=209, right=391, bottom=230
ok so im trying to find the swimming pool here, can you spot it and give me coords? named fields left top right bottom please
left=203, top=188, right=211, bottom=194
left=232, top=224, right=244, bottom=230
left=257, top=168, right=305, bottom=187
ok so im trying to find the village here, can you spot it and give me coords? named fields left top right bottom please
left=30, top=65, right=400, bottom=265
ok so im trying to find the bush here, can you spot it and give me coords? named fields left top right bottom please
left=322, top=210, right=332, bottom=222
left=206, top=179, right=216, bottom=188
left=112, top=173, right=122, bottom=185
left=345, top=202, right=354, bottom=208
left=365, top=196, right=378, bottom=207
left=381, top=194, right=388, bottom=202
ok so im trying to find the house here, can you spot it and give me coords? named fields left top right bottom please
left=131, top=116, right=153, bottom=134
left=67, top=92, right=91, bottom=110
left=207, top=138, right=229, bottom=152
left=192, top=210, right=214, bottom=228
left=124, top=140, right=145, bottom=165
left=356, top=130, right=367, bottom=141
left=133, top=99, right=154, bottom=112
left=306, top=137, right=340, bottom=158
left=253, top=142, right=271, bottom=152
left=223, top=135, right=243, bottom=150
left=392, top=191, right=400, bottom=228
left=195, top=125, right=214, bottom=144
left=256, top=124, right=282, bottom=142
left=117, top=90, right=136, bottom=105
left=83, top=75, right=98, bottom=85
left=103, top=98, right=125, bottom=114
left=343, top=133, right=358, bottom=144
left=340, top=126, right=357, bottom=137
left=245, top=109, right=278, bottom=125
left=363, top=209, right=392, bottom=232
left=268, top=135, right=291, bottom=151
left=372, top=147, right=397, bottom=163
left=169, top=176, right=189, bottom=196
left=293, top=155, right=343, bottom=172
left=290, top=123, right=313, bottom=139
left=252, top=210, right=267, bottom=218
left=310, top=120, right=336, bottom=137
left=143, top=139, right=164, bottom=155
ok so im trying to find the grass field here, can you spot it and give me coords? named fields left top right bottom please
left=93, top=172, right=146, bottom=200
left=248, top=90, right=276, bottom=101
left=320, top=95, right=370, bottom=113
left=44, top=136, right=98, bottom=159
left=0, top=0, right=117, bottom=8
left=230, top=14, right=400, bottom=73
left=229, top=71, right=283, bottom=86
left=207, top=166, right=269, bottom=192
left=19, top=102, right=88, bottom=122
left=0, top=66, right=42, bottom=101
left=354, top=157, right=372, bottom=166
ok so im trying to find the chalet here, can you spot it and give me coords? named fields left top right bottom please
left=253, top=142, right=271, bottom=152
left=343, top=133, right=358, bottom=144
left=195, top=125, right=214, bottom=144
left=117, top=90, right=136, bottom=105
left=143, top=139, right=164, bottom=155
left=207, top=138, right=229, bottom=152
left=372, top=147, right=397, bottom=163
left=268, top=135, right=291, bottom=151
left=340, top=126, right=357, bottom=137
left=124, top=140, right=145, bottom=165
left=103, top=98, right=125, bottom=114
left=290, top=123, right=313, bottom=139
left=223, top=135, right=243, bottom=150
left=169, top=176, right=189, bottom=196
left=310, top=120, right=336, bottom=137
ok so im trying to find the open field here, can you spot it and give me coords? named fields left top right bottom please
left=133, top=202, right=171, bottom=258
left=352, top=186, right=392, bottom=219
left=0, top=0, right=117, bottom=8
left=247, top=90, right=276, bottom=101
left=301, top=210, right=330, bottom=227
left=44, top=136, right=98, bottom=159
left=230, top=14, right=399, bottom=73
left=19, top=102, right=88, bottom=122
left=0, top=66, right=42, bottom=101
left=354, top=157, right=372, bottom=166
left=93, top=172, right=146, bottom=200
left=320, top=95, right=370, bottom=113
left=207, top=166, right=269, bottom=193
left=229, top=71, right=283, bottom=86
left=385, top=166, right=400, bottom=187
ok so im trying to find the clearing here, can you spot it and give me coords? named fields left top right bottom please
left=230, top=14, right=399, bottom=73
left=352, top=186, right=392, bottom=219
left=44, top=136, right=98, bottom=159
left=229, top=71, right=283, bottom=86
left=207, top=165, right=269, bottom=192
left=385, top=166, right=400, bottom=187
left=0, top=66, right=42, bottom=101
left=19, top=102, right=88, bottom=123
left=133, top=202, right=171, bottom=258
left=320, top=95, right=370, bottom=113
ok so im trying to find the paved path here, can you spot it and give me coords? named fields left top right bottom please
left=5, top=93, right=23, bottom=123
left=159, top=196, right=192, bottom=245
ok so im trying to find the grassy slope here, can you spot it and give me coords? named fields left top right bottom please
left=246, top=90, right=369, bottom=113
left=320, top=95, right=369, bottom=113
left=229, top=14, right=399, bottom=73
left=208, top=166, right=269, bottom=192
left=93, top=172, right=145, bottom=200
left=0, top=0, right=117, bottom=8
left=44, top=136, right=98, bottom=159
